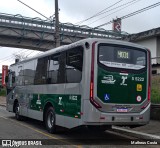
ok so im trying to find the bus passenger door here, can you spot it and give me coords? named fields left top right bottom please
left=6, top=71, right=15, bottom=112
left=17, top=65, right=28, bottom=117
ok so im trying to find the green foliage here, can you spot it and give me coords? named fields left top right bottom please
left=151, top=88, right=160, bottom=103
left=151, top=75, right=160, bottom=104
left=0, top=89, right=6, bottom=96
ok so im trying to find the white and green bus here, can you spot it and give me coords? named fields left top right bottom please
left=6, top=38, right=151, bottom=133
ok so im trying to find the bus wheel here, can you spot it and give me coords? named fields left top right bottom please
left=15, top=103, right=22, bottom=121
left=45, top=107, right=56, bottom=133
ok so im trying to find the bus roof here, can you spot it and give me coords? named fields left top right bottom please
left=10, top=38, right=147, bottom=66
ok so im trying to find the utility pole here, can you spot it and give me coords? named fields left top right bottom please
left=55, top=0, right=60, bottom=47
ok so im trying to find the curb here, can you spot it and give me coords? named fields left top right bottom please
left=0, top=104, right=6, bottom=107
left=151, top=107, right=160, bottom=120
left=112, top=126, right=160, bottom=140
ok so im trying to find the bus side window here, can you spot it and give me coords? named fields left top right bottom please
left=7, top=72, right=15, bottom=88
left=57, top=52, right=66, bottom=83
left=34, top=57, right=48, bottom=85
left=66, top=46, right=83, bottom=83
left=47, top=53, right=60, bottom=84
left=12, top=72, right=15, bottom=83
left=17, top=66, right=24, bottom=86
left=9, top=73, right=12, bottom=87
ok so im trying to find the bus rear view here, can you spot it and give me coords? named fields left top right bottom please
left=85, top=40, right=151, bottom=129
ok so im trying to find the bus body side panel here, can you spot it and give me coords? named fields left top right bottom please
left=56, top=83, right=81, bottom=128
left=27, top=84, right=66, bottom=122
left=6, top=45, right=84, bottom=129
left=6, top=90, right=14, bottom=112
left=26, top=85, right=44, bottom=121
left=17, top=86, right=28, bottom=117
left=82, top=41, right=101, bottom=123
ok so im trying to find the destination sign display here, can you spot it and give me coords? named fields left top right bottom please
left=117, top=51, right=130, bottom=59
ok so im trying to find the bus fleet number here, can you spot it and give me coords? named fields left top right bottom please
left=132, top=77, right=144, bottom=82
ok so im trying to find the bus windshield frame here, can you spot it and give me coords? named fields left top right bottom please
left=98, top=43, right=147, bottom=73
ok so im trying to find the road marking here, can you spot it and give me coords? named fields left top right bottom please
left=113, top=126, right=160, bottom=139
left=2, top=117, right=81, bottom=147
left=107, top=130, right=137, bottom=140
left=0, top=116, right=8, bottom=120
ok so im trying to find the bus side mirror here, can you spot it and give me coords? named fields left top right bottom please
left=5, top=76, right=8, bottom=83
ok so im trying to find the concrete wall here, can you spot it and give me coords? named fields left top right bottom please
left=157, top=37, right=160, bottom=63
left=134, top=37, right=157, bottom=64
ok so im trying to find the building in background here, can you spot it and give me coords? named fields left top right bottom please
left=0, top=73, right=2, bottom=91
left=124, top=27, right=160, bottom=65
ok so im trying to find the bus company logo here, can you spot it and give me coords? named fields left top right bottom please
left=36, top=100, right=41, bottom=105
left=58, top=97, right=63, bottom=105
left=120, top=76, right=127, bottom=86
left=101, top=75, right=116, bottom=84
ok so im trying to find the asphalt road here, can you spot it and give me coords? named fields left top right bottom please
left=0, top=106, right=159, bottom=148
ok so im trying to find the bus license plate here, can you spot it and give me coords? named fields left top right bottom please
left=117, top=108, right=128, bottom=112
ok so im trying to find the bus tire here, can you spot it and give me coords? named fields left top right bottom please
left=15, top=102, right=23, bottom=121
left=45, top=107, right=56, bottom=134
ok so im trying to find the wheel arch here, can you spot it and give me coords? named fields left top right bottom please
left=43, top=101, right=54, bottom=122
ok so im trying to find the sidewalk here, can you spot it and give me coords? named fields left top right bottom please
left=133, top=120, right=160, bottom=136
left=0, top=96, right=6, bottom=107
left=114, top=120, right=160, bottom=138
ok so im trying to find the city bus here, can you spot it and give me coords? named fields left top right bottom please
left=5, top=38, right=151, bottom=133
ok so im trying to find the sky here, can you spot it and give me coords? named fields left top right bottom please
left=0, top=0, right=160, bottom=71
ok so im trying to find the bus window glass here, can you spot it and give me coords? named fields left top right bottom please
left=16, top=65, right=23, bottom=86
left=9, top=73, right=12, bottom=87
left=47, top=54, right=60, bottom=84
left=98, top=45, right=146, bottom=70
left=66, top=46, right=83, bottom=83
left=34, top=57, right=48, bottom=84
left=23, top=60, right=35, bottom=85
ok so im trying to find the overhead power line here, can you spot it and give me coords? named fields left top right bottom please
left=87, top=0, right=142, bottom=26
left=95, top=1, right=160, bottom=28
left=0, top=49, right=24, bottom=61
left=0, top=49, right=30, bottom=62
left=0, top=50, right=30, bottom=63
left=17, top=0, right=51, bottom=21
left=121, top=2, right=160, bottom=19
left=75, top=0, right=124, bottom=25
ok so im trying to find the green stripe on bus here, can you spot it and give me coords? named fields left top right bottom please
left=30, top=94, right=81, bottom=119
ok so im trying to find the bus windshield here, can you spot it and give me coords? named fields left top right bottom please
left=98, top=44, right=146, bottom=70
